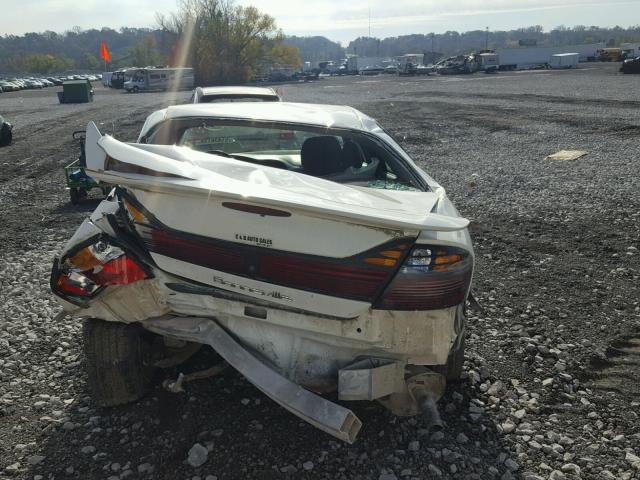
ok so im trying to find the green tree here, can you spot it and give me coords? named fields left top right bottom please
left=267, top=40, right=300, bottom=69
left=129, top=35, right=162, bottom=66
left=158, top=0, right=293, bottom=84
left=83, top=53, right=99, bottom=70
left=23, top=54, right=74, bottom=73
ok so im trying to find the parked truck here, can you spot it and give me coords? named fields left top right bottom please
left=123, top=67, right=195, bottom=93
left=621, top=43, right=640, bottom=59
left=597, top=48, right=623, bottom=62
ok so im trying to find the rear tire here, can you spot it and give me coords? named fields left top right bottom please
left=83, top=319, right=157, bottom=407
left=0, top=124, right=11, bottom=146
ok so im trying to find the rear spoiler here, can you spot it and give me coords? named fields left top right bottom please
left=84, top=122, right=469, bottom=233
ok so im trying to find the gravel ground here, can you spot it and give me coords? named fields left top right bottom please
left=1, top=63, right=639, bottom=480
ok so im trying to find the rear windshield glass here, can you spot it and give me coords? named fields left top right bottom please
left=200, top=95, right=279, bottom=103
left=148, top=121, right=424, bottom=191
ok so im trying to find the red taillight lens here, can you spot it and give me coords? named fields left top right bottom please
left=52, top=240, right=149, bottom=302
left=374, top=245, right=472, bottom=310
left=56, top=272, right=99, bottom=298
left=86, top=256, right=148, bottom=285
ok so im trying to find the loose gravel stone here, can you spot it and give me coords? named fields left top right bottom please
left=187, top=443, right=209, bottom=468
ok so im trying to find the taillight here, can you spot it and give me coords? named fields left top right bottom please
left=52, top=239, right=149, bottom=302
left=374, top=245, right=472, bottom=310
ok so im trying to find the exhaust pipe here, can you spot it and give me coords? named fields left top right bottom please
left=414, top=390, right=444, bottom=432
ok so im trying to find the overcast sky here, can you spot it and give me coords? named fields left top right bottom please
left=2, top=0, right=640, bottom=43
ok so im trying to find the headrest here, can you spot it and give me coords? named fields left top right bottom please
left=301, top=136, right=344, bottom=176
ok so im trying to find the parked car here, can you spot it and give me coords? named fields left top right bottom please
left=25, top=80, right=44, bottom=89
left=0, top=81, right=20, bottom=92
left=620, top=57, right=640, bottom=73
left=359, top=65, right=386, bottom=75
left=190, top=85, right=281, bottom=103
left=0, top=115, right=13, bottom=146
left=51, top=102, right=473, bottom=444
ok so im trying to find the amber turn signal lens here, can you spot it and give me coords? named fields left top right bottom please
left=364, top=257, right=397, bottom=267
left=123, top=198, right=146, bottom=223
left=434, top=254, right=462, bottom=265
left=67, top=247, right=101, bottom=271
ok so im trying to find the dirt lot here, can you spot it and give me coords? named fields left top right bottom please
left=1, top=63, right=639, bottom=480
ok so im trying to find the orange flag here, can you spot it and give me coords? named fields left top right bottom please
left=100, top=40, right=110, bottom=63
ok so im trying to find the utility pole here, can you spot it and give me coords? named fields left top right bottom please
left=485, top=26, right=489, bottom=49
left=368, top=6, right=371, bottom=37
left=430, top=33, right=434, bottom=63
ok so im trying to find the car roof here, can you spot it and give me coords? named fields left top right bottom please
left=197, top=86, right=278, bottom=97
left=140, top=102, right=381, bottom=138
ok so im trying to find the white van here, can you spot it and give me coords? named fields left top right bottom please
left=124, top=68, right=195, bottom=93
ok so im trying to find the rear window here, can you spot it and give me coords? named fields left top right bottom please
left=148, top=121, right=424, bottom=191
left=200, top=94, right=279, bottom=103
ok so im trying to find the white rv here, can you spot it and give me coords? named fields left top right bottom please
left=124, top=67, right=195, bottom=93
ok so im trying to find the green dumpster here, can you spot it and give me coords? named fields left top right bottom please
left=57, top=80, right=94, bottom=104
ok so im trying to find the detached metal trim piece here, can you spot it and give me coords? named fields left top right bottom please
left=142, top=316, right=362, bottom=443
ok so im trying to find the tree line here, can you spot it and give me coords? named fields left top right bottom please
left=2, top=17, right=640, bottom=77
left=347, top=25, right=640, bottom=58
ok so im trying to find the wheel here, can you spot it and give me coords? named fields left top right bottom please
left=69, top=187, right=79, bottom=205
left=0, top=125, right=11, bottom=146
left=133, top=86, right=139, bottom=93
left=82, top=319, right=158, bottom=407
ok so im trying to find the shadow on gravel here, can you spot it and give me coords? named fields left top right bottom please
left=583, top=328, right=640, bottom=396
left=29, top=347, right=512, bottom=480
left=49, top=197, right=103, bottom=215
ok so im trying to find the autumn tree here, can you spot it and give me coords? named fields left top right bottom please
left=158, top=0, right=300, bottom=84
left=21, top=54, right=74, bottom=73
left=129, top=35, right=162, bottom=66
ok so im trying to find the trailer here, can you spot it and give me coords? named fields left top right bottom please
left=346, top=56, right=386, bottom=75
left=496, top=43, right=604, bottom=70
left=102, top=72, right=113, bottom=87
left=549, top=53, right=579, bottom=69
left=123, top=67, right=194, bottom=93
left=478, top=53, right=499, bottom=72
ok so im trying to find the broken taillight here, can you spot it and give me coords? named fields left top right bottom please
left=52, top=240, right=149, bottom=302
left=373, top=245, right=472, bottom=311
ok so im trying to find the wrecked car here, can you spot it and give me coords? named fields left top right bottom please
left=620, top=56, right=640, bottom=74
left=50, top=102, right=473, bottom=443
left=0, top=115, right=13, bottom=146
left=436, top=55, right=479, bottom=75
left=190, top=85, right=281, bottom=103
